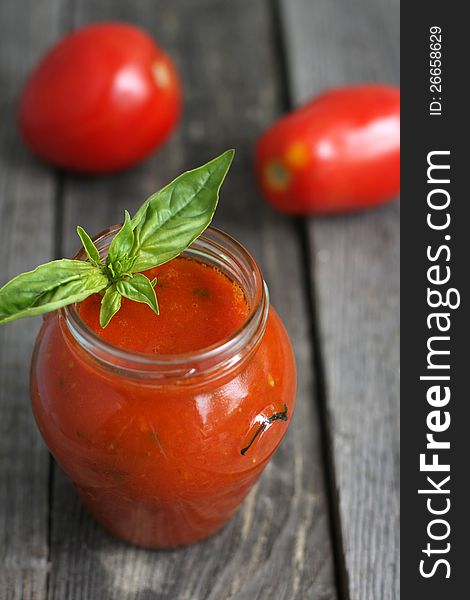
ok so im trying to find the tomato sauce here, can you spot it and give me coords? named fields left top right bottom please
left=31, top=252, right=296, bottom=548
left=78, top=258, right=250, bottom=354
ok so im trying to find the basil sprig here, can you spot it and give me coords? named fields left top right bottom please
left=0, top=150, right=234, bottom=328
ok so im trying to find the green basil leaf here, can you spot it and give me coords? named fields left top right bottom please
left=116, top=273, right=159, bottom=316
left=107, top=210, right=134, bottom=269
left=99, top=285, right=122, bottom=328
left=0, top=260, right=108, bottom=324
left=130, top=150, right=234, bottom=272
left=77, top=226, right=101, bottom=266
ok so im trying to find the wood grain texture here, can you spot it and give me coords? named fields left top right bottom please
left=46, top=1, right=337, bottom=599
left=0, top=1, right=64, bottom=598
left=278, top=0, right=400, bottom=598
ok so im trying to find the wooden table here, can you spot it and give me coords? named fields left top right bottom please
left=0, top=1, right=399, bottom=598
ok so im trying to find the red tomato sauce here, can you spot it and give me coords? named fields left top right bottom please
left=78, top=257, right=250, bottom=354
left=31, top=256, right=296, bottom=548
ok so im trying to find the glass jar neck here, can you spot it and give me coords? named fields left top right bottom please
left=61, top=226, right=270, bottom=384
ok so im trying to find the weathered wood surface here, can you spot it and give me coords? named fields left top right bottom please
left=0, top=1, right=64, bottom=598
left=279, top=0, right=400, bottom=598
left=0, top=0, right=400, bottom=598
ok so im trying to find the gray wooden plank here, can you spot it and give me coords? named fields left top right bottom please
left=47, top=1, right=337, bottom=599
left=0, top=1, right=65, bottom=598
left=278, top=0, right=400, bottom=598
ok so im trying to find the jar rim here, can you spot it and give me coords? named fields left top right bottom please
left=62, top=225, right=269, bottom=380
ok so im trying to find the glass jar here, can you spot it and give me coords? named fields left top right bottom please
left=30, top=226, right=296, bottom=548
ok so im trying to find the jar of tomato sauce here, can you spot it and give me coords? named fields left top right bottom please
left=30, top=226, right=296, bottom=548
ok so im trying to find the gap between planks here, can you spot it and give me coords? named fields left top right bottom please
left=269, top=0, right=350, bottom=597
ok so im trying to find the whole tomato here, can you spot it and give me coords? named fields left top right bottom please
left=18, top=23, right=182, bottom=173
left=255, top=85, right=400, bottom=214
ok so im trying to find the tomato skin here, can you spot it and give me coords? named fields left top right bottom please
left=18, top=23, right=182, bottom=173
left=254, top=85, right=400, bottom=214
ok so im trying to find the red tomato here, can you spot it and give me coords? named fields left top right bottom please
left=254, top=85, right=400, bottom=214
left=18, top=23, right=182, bottom=173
